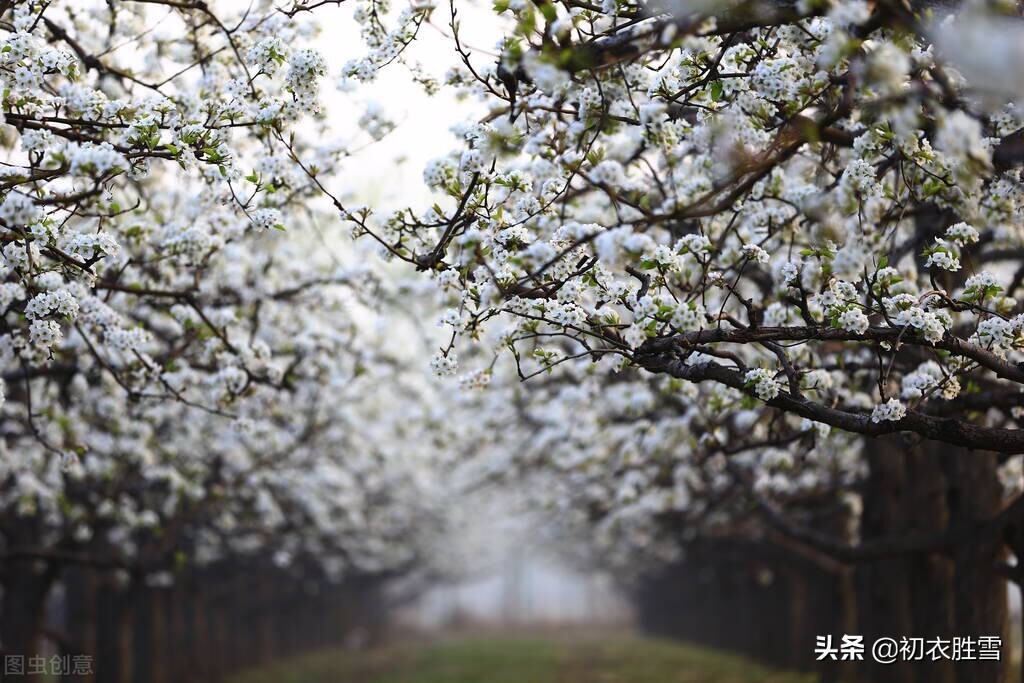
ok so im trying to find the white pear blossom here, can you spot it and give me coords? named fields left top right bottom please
left=744, top=368, right=781, bottom=401
left=871, top=398, right=907, bottom=423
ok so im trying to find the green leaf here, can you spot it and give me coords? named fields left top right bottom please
left=174, top=551, right=188, bottom=571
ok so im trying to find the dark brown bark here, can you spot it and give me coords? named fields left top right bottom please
left=905, top=444, right=956, bottom=683
left=189, top=582, right=210, bottom=683
left=856, top=437, right=917, bottom=683
left=0, top=559, right=56, bottom=658
left=855, top=437, right=1011, bottom=683
left=167, top=585, right=185, bottom=683
left=94, top=580, right=136, bottom=683
left=637, top=351, right=1024, bottom=453
left=63, top=568, right=99, bottom=683
left=257, top=570, right=275, bottom=665
left=943, top=449, right=1010, bottom=683
left=132, top=588, right=169, bottom=683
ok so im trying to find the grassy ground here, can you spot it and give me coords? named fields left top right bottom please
left=227, top=632, right=816, bottom=683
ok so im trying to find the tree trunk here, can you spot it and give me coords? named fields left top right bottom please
left=943, top=448, right=1010, bottom=683
left=905, top=444, right=956, bottom=683
left=856, top=436, right=918, bottom=683
left=132, top=587, right=169, bottom=683
left=0, top=559, right=55, bottom=659
left=856, top=437, right=1010, bottom=683
left=63, top=567, right=99, bottom=683
left=94, top=580, right=136, bottom=683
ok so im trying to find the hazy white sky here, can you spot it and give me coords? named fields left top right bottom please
left=312, top=0, right=503, bottom=209
left=313, top=6, right=626, bottom=616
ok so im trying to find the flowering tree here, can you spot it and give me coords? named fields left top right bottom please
left=345, top=0, right=1024, bottom=451
left=0, top=0, right=458, bottom=666
left=5, top=0, right=1024, bottom=680
left=331, top=0, right=1024, bottom=680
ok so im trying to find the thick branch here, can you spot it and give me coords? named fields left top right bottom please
left=642, top=325, right=1024, bottom=385
left=634, top=352, right=1024, bottom=453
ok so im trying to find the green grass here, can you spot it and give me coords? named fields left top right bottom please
left=227, top=632, right=816, bottom=683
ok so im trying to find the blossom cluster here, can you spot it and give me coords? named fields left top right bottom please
left=0, top=0, right=458, bottom=595
left=333, top=0, right=1024, bottom=571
